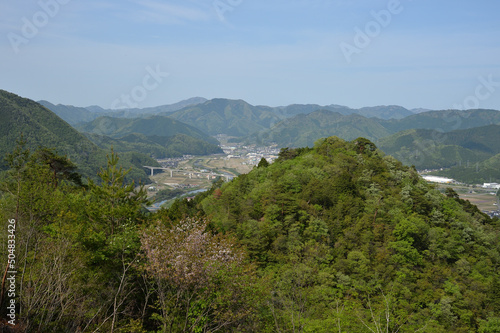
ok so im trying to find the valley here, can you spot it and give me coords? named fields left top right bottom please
left=2, top=90, right=500, bottom=332
left=145, top=141, right=280, bottom=208
left=3, top=2, right=500, bottom=331
left=437, top=183, right=499, bottom=214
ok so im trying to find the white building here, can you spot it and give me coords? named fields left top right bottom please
left=421, top=175, right=455, bottom=184
left=482, top=183, right=500, bottom=189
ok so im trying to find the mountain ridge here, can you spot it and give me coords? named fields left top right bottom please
left=42, top=98, right=425, bottom=132
left=0, top=90, right=158, bottom=183
left=254, top=108, right=500, bottom=148
left=39, top=97, right=208, bottom=125
left=77, top=115, right=218, bottom=143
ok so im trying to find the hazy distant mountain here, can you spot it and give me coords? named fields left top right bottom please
left=38, top=100, right=97, bottom=125
left=0, top=90, right=158, bottom=183
left=377, top=125, right=500, bottom=169
left=273, top=104, right=412, bottom=119
left=356, top=105, right=413, bottom=119
left=138, top=97, right=207, bottom=113
left=166, top=98, right=282, bottom=137
left=166, top=99, right=415, bottom=138
left=379, top=124, right=500, bottom=156
left=77, top=115, right=219, bottom=145
left=252, top=109, right=500, bottom=148
left=43, top=96, right=426, bottom=134
left=85, top=105, right=107, bottom=113
left=411, top=108, right=431, bottom=113
left=382, top=109, right=500, bottom=133
left=41, top=96, right=500, bottom=147
left=273, top=104, right=343, bottom=117
left=253, top=110, right=392, bottom=147
left=104, top=97, right=208, bottom=118
left=41, top=97, right=208, bottom=125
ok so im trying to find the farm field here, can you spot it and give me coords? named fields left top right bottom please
left=437, top=184, right=499, bottom=212
left=143, top=155, right=254, bottom=208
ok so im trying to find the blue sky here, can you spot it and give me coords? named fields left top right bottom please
left=1, top=0, right=499, bottom=110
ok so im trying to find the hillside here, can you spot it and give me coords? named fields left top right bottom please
left=2, top=133, right=500, bottom=331
left=40, top=98, right=500, bottom=146
left=382, top=109, right=500, bottom=133
left=377, top=125, right=500, bottom=170
left=166, top=98, right=282, bottom=137
left=77, top=115, right=219, bottom=145
left=42, top=97, right=434, bottom=140
left=38, top=100, right=98, bottom=125
left=40, top=97, right=207, bottom=124
left=0, top=90, right=158, bottom=183
left=253, top=109, right=500, bottom=148
left=253, top=110, right=392, bottom=146
left=434, top=152, right=500, bottom=184
left=162, top=136, right=500, bottom=331
left=168, top=99, right=417, bottom=138
left=273, top=103, right=339, bottom=117
left=85, top=132, right=222, bottom=159
left=273, top=104, right=412, bottom=119
left=112, top=97, right=207, bottom=116
left=357, top=105, right=413, bottom=119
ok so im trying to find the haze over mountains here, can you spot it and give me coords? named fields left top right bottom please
left=43, top=97, right=500, bottom=142
left=41, top=97, right=417, bottom=126
left=378, top=124, right=500, bottom=170
left=257, top=108, right=500, bottom=147
left=76, top=115, right=218, bottom=144
left=4, top=89, right=500, bottom=184
left=2, top=89, right=500, bottom=331
left=77, top=115, right=222, bottom=158
left=38, top=97, right=208, bottom=125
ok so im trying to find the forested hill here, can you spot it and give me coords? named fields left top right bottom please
left=1, top=133, right=499, bottom=331
left=0, top=90, right=158, bottom=183
left=252, top=110, right=392, bottom=146
left=273, top=104, right=412, bottom=119
left=38, top=100, right=97, bottom=125
left=76, top=114, right=223, bottom=158
left=0, top=89, right=99, bottom=174
left=382, top=109, right=500, bottom=133
left=254, top=108, right=500, bottom=147
left=377, top=124, right=500, bottom=170
left=39, top=97, right=208, bottom=125
left=0, top=90, right=94, bottom=156
left=76, top=115, right=219, bottom=145
left=167, top=136, right=500, bottom=331
left=434, top=151, right=500, bottom=184
left=166, top=99, right=414, bottom=138
left=84, top=132, right=223, bottom=159
left=166, top=98, right=281, bottom=137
